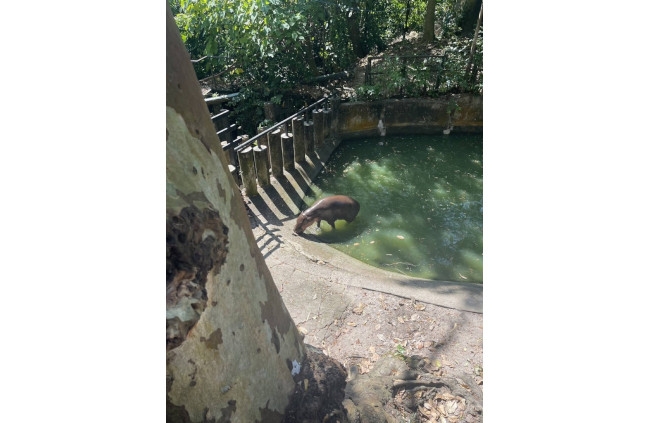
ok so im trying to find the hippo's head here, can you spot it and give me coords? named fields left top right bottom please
left=293, top=212, right=316, bottom=234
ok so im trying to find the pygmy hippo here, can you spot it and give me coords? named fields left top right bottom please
left=293, top=195, right=360, bottom=234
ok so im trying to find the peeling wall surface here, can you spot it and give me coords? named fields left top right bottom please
left=166, top=5, right=304, bottom=422
left=337, top=95, right=483, bottom=139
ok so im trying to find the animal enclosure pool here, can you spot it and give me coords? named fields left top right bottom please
left=300, top=133, right=483, bottom=283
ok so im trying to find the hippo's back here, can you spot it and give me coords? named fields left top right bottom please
left=313, top=195, right=359, bottom=221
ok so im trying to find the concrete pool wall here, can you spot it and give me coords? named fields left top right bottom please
left=336, top=94, right=483, bottom=140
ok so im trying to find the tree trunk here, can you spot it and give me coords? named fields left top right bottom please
left=464, top=1, right=483, bottom=78
left=165, top=4, right=305, bottom=423
left=347, top=11, right=365, bottom=58
left=402, top=0, right=412, bottom=40
left=423, top=0, right=436, bottom=43
left=303, top=22, right=320, bottom=77
left=456, top=0, right=483, bottom=37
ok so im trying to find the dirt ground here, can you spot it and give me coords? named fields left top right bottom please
left=294, top=286, right=483, bottom=422
left=298, top=282, right=483, bottom=383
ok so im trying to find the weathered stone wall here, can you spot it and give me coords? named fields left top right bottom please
left=337, top=95, right=482, bottom=140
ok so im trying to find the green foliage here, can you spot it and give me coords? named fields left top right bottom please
left=170, top=0, right=482, bottom=131
left=226, top=86, right=266, bottom=135
left=438, top=32, right=482, bottom=94
left=173, top=0, right=402, bottom=81
left=353, top=85, right=379, bottom=101
left=257, top=118, right=274, bottom=128
left=168, top=0, right=181, bottom=15
left=385, top=0, right=428, bottom=39
left=354, top=20, right=483, bottom=101
left=355, top=54, right=447, bottom=100
left=383, top=0, right=464, bottom=41
left=393, top=343, right=407, bottom=361
left=172, top=0, right=397, bottom=131
left=174, top=0, right=304, bottom=83
left=446, top=99, right=461, bottom=115
left=270, top=94, right=283, bottom=105
left=437, top=0, right=463, bottom=39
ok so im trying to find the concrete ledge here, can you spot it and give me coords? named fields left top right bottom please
left=283, top=231, right=483, bottom=313
left=338, top=95, right=482, bottom=140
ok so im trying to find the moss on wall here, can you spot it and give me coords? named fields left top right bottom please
left=337, top=95, right=482, bottom=139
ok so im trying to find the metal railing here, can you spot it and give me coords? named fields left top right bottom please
left=234, top=97, right=329, bottom=153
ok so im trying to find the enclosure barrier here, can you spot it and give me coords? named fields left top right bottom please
left=206, top=92, right=484, bottom=196
left=312, top=109, right=324, bottom=149
left=205, top=106, right=243, bottom=185
left=253, top=145, right=269, bottom=187
left=292, top=115, right=306, bottom=163
left=303, top=120, right=314, bottom=155
left=237, top=146, right=257, bottom=196
left=268, top=128, right=283, bottom=179
left=230, top=97, right=336, bottom=195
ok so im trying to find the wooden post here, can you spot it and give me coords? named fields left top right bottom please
left=312, top=108, right=324, bottom=149
left=237, top=146, right=257, bottom=196
left=322, top=106, right=331, bottom=139
left=217, top=126, right=233, bottom=143
left=228, top=164, right=241, bottom=187
left=268, top=128, right=283, bottom=178
left=220, top=141, right=232, bottom=165
left=292, top=116, right=305, bottom=163
left=281, top=132, right=294, bottom=171
left=253, top=145, right=270, bottom=187
left=365, top=58, right=372, bottom=84
left=230, top=136, right=243, bottom=167
left=330, top=97, right=340, bottom=140
left=256, top=128, right=271, bottom=164
left=303, top=119, right=314, bottom=155
left=211, top=109, right=230, bottom=132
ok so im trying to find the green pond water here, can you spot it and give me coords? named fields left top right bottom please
left=301, top=133, right=483, bottom=283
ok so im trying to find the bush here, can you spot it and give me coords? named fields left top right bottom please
left=354, top=49, right=478, bottom=100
